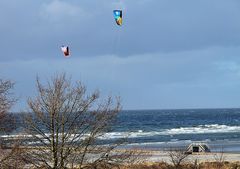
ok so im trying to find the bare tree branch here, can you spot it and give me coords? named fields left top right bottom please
left=22, top=73, right=134, bottom=169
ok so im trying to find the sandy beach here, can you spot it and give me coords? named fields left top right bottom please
left=142, top=151, right=240, bottom=163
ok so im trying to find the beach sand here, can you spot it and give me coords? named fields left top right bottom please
left=144, top=151, right=240, bottom=163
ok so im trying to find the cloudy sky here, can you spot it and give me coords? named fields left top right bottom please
left=1, top=0, right=240, bottom=111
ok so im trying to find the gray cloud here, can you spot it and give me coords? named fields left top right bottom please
left=1, top=0, right=240, bottom=110
left=2, top=45, right=240, bottom=110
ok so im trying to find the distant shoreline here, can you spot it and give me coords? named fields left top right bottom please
left=120, top=107, right=240, bottom=111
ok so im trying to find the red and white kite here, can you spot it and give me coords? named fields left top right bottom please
left=61, top=46, right=70, bottom=57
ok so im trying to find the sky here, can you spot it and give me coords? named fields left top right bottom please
left=1, top=0, right=240, bottom=111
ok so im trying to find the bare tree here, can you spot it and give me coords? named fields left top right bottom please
left=0, top=79, right=16, bottom=148
left=22, top=73, right=135, bottom=169
left=0, top=79, right=16, bottom=134
left=0, top=79, right=23, bottom=168
left=168, top=149, right=190, bottom=169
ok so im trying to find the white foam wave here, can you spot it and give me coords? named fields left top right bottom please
left=1, top=124, right=240, bottom=140
left=165, top=124, right=240, bottom=135
left=99, top=124, right=240, bottom=139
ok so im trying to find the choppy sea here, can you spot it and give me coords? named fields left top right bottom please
left=114, top=109, right=240, bottom=152
left=10, top=108, right=240, bottom=152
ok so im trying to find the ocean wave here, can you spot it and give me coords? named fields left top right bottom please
left=1, top=124, right=240, bottom=140
left=99, top=124, right=240, bottom=139
left=165, top=124, right=240, bottom=135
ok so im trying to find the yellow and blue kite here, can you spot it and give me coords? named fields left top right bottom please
left=113, top=10, right=122, bottom=26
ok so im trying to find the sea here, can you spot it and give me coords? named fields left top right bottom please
left=8, top=108, right=240, bottom=153
left=113, top=108, right=240, bottom=152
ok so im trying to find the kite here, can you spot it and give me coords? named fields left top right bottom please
left=113, top=10, right=122, bottom=26
left=61, top=46, right=70, bottom=57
